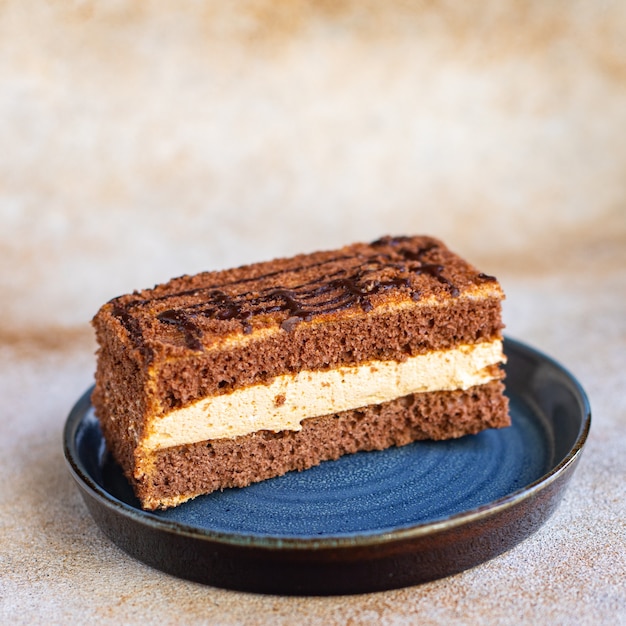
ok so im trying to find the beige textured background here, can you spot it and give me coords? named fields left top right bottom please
left=1, top=2, right=625, bottom=624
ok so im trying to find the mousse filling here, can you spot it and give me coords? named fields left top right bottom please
left=141, top=340, right=505, bottom=452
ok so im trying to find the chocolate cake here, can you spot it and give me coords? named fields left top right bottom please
left=92, top=235, right=509, bottom=510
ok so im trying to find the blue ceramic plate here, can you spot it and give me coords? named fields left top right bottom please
left=64, top=338, right=590, bottom=595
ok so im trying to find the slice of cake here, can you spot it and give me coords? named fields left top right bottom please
left=92, top=235, right=509, bottom=510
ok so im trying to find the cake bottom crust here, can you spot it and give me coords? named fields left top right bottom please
left=134, top=379, right=509, bottom=510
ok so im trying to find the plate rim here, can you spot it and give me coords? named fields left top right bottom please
left=63, top=336, right=591, bottom=552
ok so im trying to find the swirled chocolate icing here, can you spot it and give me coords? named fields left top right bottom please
left=106, top=235, right=498, bottom=358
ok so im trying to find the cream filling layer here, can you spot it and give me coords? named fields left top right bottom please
left=142, top=340, right=504, bottom=452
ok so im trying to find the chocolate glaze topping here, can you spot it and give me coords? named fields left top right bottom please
left=108, top=236, right=497, bottom=355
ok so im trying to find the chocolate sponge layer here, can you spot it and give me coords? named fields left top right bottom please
left=138, top=379, right=509, bottom=510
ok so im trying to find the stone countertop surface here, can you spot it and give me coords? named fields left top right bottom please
left=1, top=3, right=625, bottom=624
